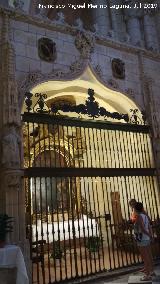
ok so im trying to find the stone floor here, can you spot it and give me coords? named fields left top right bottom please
left=94, top=264, right=160, bottom=284
left=32, top=264, right=160, bottom=284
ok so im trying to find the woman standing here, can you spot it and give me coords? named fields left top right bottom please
left=134, top=202, right=155, bottom=281
left=129, top=199, right=137, bottom=223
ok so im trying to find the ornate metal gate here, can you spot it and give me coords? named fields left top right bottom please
left=23, top=90, right=160, bottom=284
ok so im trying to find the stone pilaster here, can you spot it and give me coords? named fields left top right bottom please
left=143, top=77, right=160, bottom=183
left=0, top=170, right=25, bottom=242
left=154, top=0, right=160, bottom=45
left=125, top=5, right=143, bottom=47
left=29, top=0, right=37, bottom=14
left=0, top=13, right=21, bottom=128
left=143, top=11, right=159, bottom=52
left=142, top=77, right=160, bottom=138
left=0, top=11, right=31, bottom=282
left=92, top=0, right=111, bottom=37
left=0, top=11, right=22, bottom=230
left=110, top=0, right=126, bottom=41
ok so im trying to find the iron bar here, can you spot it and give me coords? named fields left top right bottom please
left=22, top=112, right=149, bottom=133
left=24, top=167, right=156, bottom=178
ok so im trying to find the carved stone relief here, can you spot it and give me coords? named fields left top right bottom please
left=125, top=88, right=135, bottom=100
left=112, top=58, right=125, bottom=79
left=1, top=125, right=21, bottom=169
left=38, top=37, right=57, bottom=62
left=19, top=58, right=87, bottom=95
left=1, top=13, right=20, bottom=126
left=74, top=18, right=84, bottom=30
left=70, top=59, right=83, bottom=72
left=94, top=65, right=103, bottom=78
left=75, top=31, right=95, bottom=58
left=5, top=172, right=21, bottom=190
left=12, top=0, right=24, bottom=10
left=20, top=71, right=44, bottom=93
left=108, top=79, right=119, bottom=89
left=55, top=11, right=65, bottom=24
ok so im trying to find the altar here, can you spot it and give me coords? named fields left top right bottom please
left=32, top=215, right=99, bottom=243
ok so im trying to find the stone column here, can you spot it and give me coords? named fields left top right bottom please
left=0, top=168, right=31, bottom=281
left=143, top=77, right=160, bottom=137
left=125, top=6, right=143, bottom=47
left=92, top=0, right=111, bottom=37
left=0, top=11, right=31, bottom=282
left=142, top=77, right=160, bottom=196
left=110, top=0, right=126, bottom=41
left=154, top=0, right=160, bottom=45
left=155, top=13, right=160, bottom=46
left=1, top=170, right=24, bottom=242
left=143, top=11, right=159, bottom=52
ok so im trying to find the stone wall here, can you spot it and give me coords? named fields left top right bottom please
left=10, top=19, right=79, bottom=79
left=7, top=12, right=160, bottom=172
left=8, top=17, right=149, bottom=110
left=2, top=10, right=160, bottom=152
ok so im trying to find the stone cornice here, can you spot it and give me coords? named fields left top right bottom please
left=96, top=37, right=160, bottom=61
left=0, top=6, right=160, bottom=62
left=0, top=6, right=77, bottom=36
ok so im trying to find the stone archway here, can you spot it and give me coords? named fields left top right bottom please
left=19, top=64, right=142, bottom=121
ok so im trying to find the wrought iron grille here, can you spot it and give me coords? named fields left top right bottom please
left=24, top=89, right=146, bottom=124
left=23, top=91, right=160, bottom=284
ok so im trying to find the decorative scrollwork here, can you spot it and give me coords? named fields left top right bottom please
left=24, top=90, right=146, bottom=125
left=51, top=88, right=129, bottom=122
left=129, top=109, right=146, bottom=125
left=24, top=92, right=50, bottom=113
left=25, top=92, right=33, bottom=112
left=75, top=31, right=95, bottom=58
left=34, top=93, right=49, bottom=113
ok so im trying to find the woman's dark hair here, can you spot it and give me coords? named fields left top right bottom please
left=135, top=202, right=143, bottom=212
left=129, top=198, right=136, bottom=205
left=129, top=199, right=137, bottom=207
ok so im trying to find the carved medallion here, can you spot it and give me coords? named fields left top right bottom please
left=112, top=58, right=125, bottom=79
left=38, top=37, right=57, bottom=62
